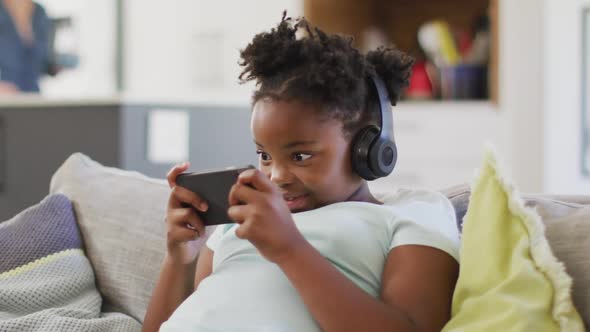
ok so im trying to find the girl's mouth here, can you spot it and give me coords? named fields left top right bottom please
left=284, top=193, right=310, bottom=211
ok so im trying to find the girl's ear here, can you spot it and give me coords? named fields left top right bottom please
left=344, top=141, right=363, bottom=182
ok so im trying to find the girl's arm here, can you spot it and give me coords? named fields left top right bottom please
left=142, top=247, right=214, bottom=332
left=278, top=243, right=459, bottom=332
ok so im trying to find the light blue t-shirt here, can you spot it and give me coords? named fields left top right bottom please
left=160, top=189, right=460, bottom=332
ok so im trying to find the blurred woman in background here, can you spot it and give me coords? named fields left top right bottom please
left=0, top=0, right=55, bottom=95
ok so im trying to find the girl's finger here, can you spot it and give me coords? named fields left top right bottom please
left=227, top=204, right=250, bottom=224
left=168, top=225, right=200, bottom=243
left=234, top=222, right=251, bottom=239
left=171, top=185, right=208, bottom=212
left=166, top=162, right=191, bottom=188
left=237, top=169, right=274, bottom=193
left=168, top=208, right=206, bottom=235
left=228, top=183, right=259, bottom=206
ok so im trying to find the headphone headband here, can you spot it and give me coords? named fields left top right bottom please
left=367, top=73, right=394, bottom=143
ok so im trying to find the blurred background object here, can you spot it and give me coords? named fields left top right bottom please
left=405, top=59, right=433, bottom=100
left=304, top=0, right=493, bottom=101
left=582, top=8, right=590, bottom=178
left=48, top=16, right=80, bottom=71
left=0, top=0, right=495, bottom=101
left=0, top=0, right=53, bottom=94
left=35, top=0, right=113, bottom=97
left=0, top=0, right=81, bottom=95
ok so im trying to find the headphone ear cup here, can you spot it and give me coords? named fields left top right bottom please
left=351, top=126, right=380, bottom=180
left=368, top=138, right=397, bottom=178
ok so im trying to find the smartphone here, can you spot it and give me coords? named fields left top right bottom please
left=175, top=165, right=255, bottom=226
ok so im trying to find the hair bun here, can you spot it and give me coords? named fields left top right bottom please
left=239, top=13, right=304, bottom=86
left=366, top=46, right=415, bottom=105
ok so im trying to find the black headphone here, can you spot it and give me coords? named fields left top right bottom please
left=351, top=73, right=398, bottom=180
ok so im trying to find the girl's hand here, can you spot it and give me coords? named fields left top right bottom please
left=165, top=162, right=209, bottom=265
left=227, top=169, right=307, bottom=264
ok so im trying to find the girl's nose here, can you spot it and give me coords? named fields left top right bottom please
left=270, top=164, right=294, bottom=187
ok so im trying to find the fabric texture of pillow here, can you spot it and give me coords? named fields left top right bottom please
left=544, top=206, right=590, bottom=328
left=49, top=153, right=214, bottom=322
left=441, top=183, right=590, bottom=328
left=442, top=147, right=585, bottom=332
left=439, top=183, right=470, bottom=231
left=0, top=193, right=141, bottom=331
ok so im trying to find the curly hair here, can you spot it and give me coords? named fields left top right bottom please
left=238, top=12, right=414, bottom=138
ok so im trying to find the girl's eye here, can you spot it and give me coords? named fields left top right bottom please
left=256, top=150, right=271, bottom=161
left=292, top=153, right=312, bottom=162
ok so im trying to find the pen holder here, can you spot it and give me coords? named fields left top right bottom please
left=440, top=64, right=488, bottom=100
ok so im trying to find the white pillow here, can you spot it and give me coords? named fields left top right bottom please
left=49, top=153, right=213, bottom=322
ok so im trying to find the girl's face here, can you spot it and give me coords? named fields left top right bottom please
left=251, top=98, right=364, bottom=213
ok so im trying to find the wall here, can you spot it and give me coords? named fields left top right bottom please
left=543, top=0, right=590, bottom=194
left=497, top=0, right=545, bottom=193
left=120, top=103, right=256, bottom=178
left=36, top=0, right=117, bottom=97
left=0, top=101, right=257, bottom=221
left=123, top=0, right=303, bottom=100
left=0, top=105, right=120, bottom=221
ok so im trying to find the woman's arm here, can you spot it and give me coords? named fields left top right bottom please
left=277, top=243, right=459, bottom=332
left=142, top=247, right=213, bottom=332
left=0, top=81, right=19, bottom=95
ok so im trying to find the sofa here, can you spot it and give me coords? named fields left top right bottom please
left=1, top=152, right=589, bottom=331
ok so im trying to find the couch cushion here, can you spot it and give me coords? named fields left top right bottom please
left=440, top=184, right=470, bottom=231
left=49, top=153, right=213, bottom=322
left=544, top=206, right=590, bottom=328
left=0, top=194, right=141, bottom=331
left=442, top=148, right=584, bottom=331
left=441, top=184, right=587, bottom=231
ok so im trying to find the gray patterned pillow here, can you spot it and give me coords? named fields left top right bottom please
left=0, top=194, right=82, bottom=274
left=0, top=194, right=141, bottom=331
left=0, top=194, right=82, bottom=273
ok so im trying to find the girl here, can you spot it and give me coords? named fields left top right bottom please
left=143, top=14, right=460, bottom=332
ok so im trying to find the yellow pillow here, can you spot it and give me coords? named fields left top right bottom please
left=442, top=147, right=585, bottom=332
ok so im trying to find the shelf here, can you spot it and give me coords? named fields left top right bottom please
left=304, top=0, right=498, bottom=103
left=396, top=100, right=497, bottom=112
